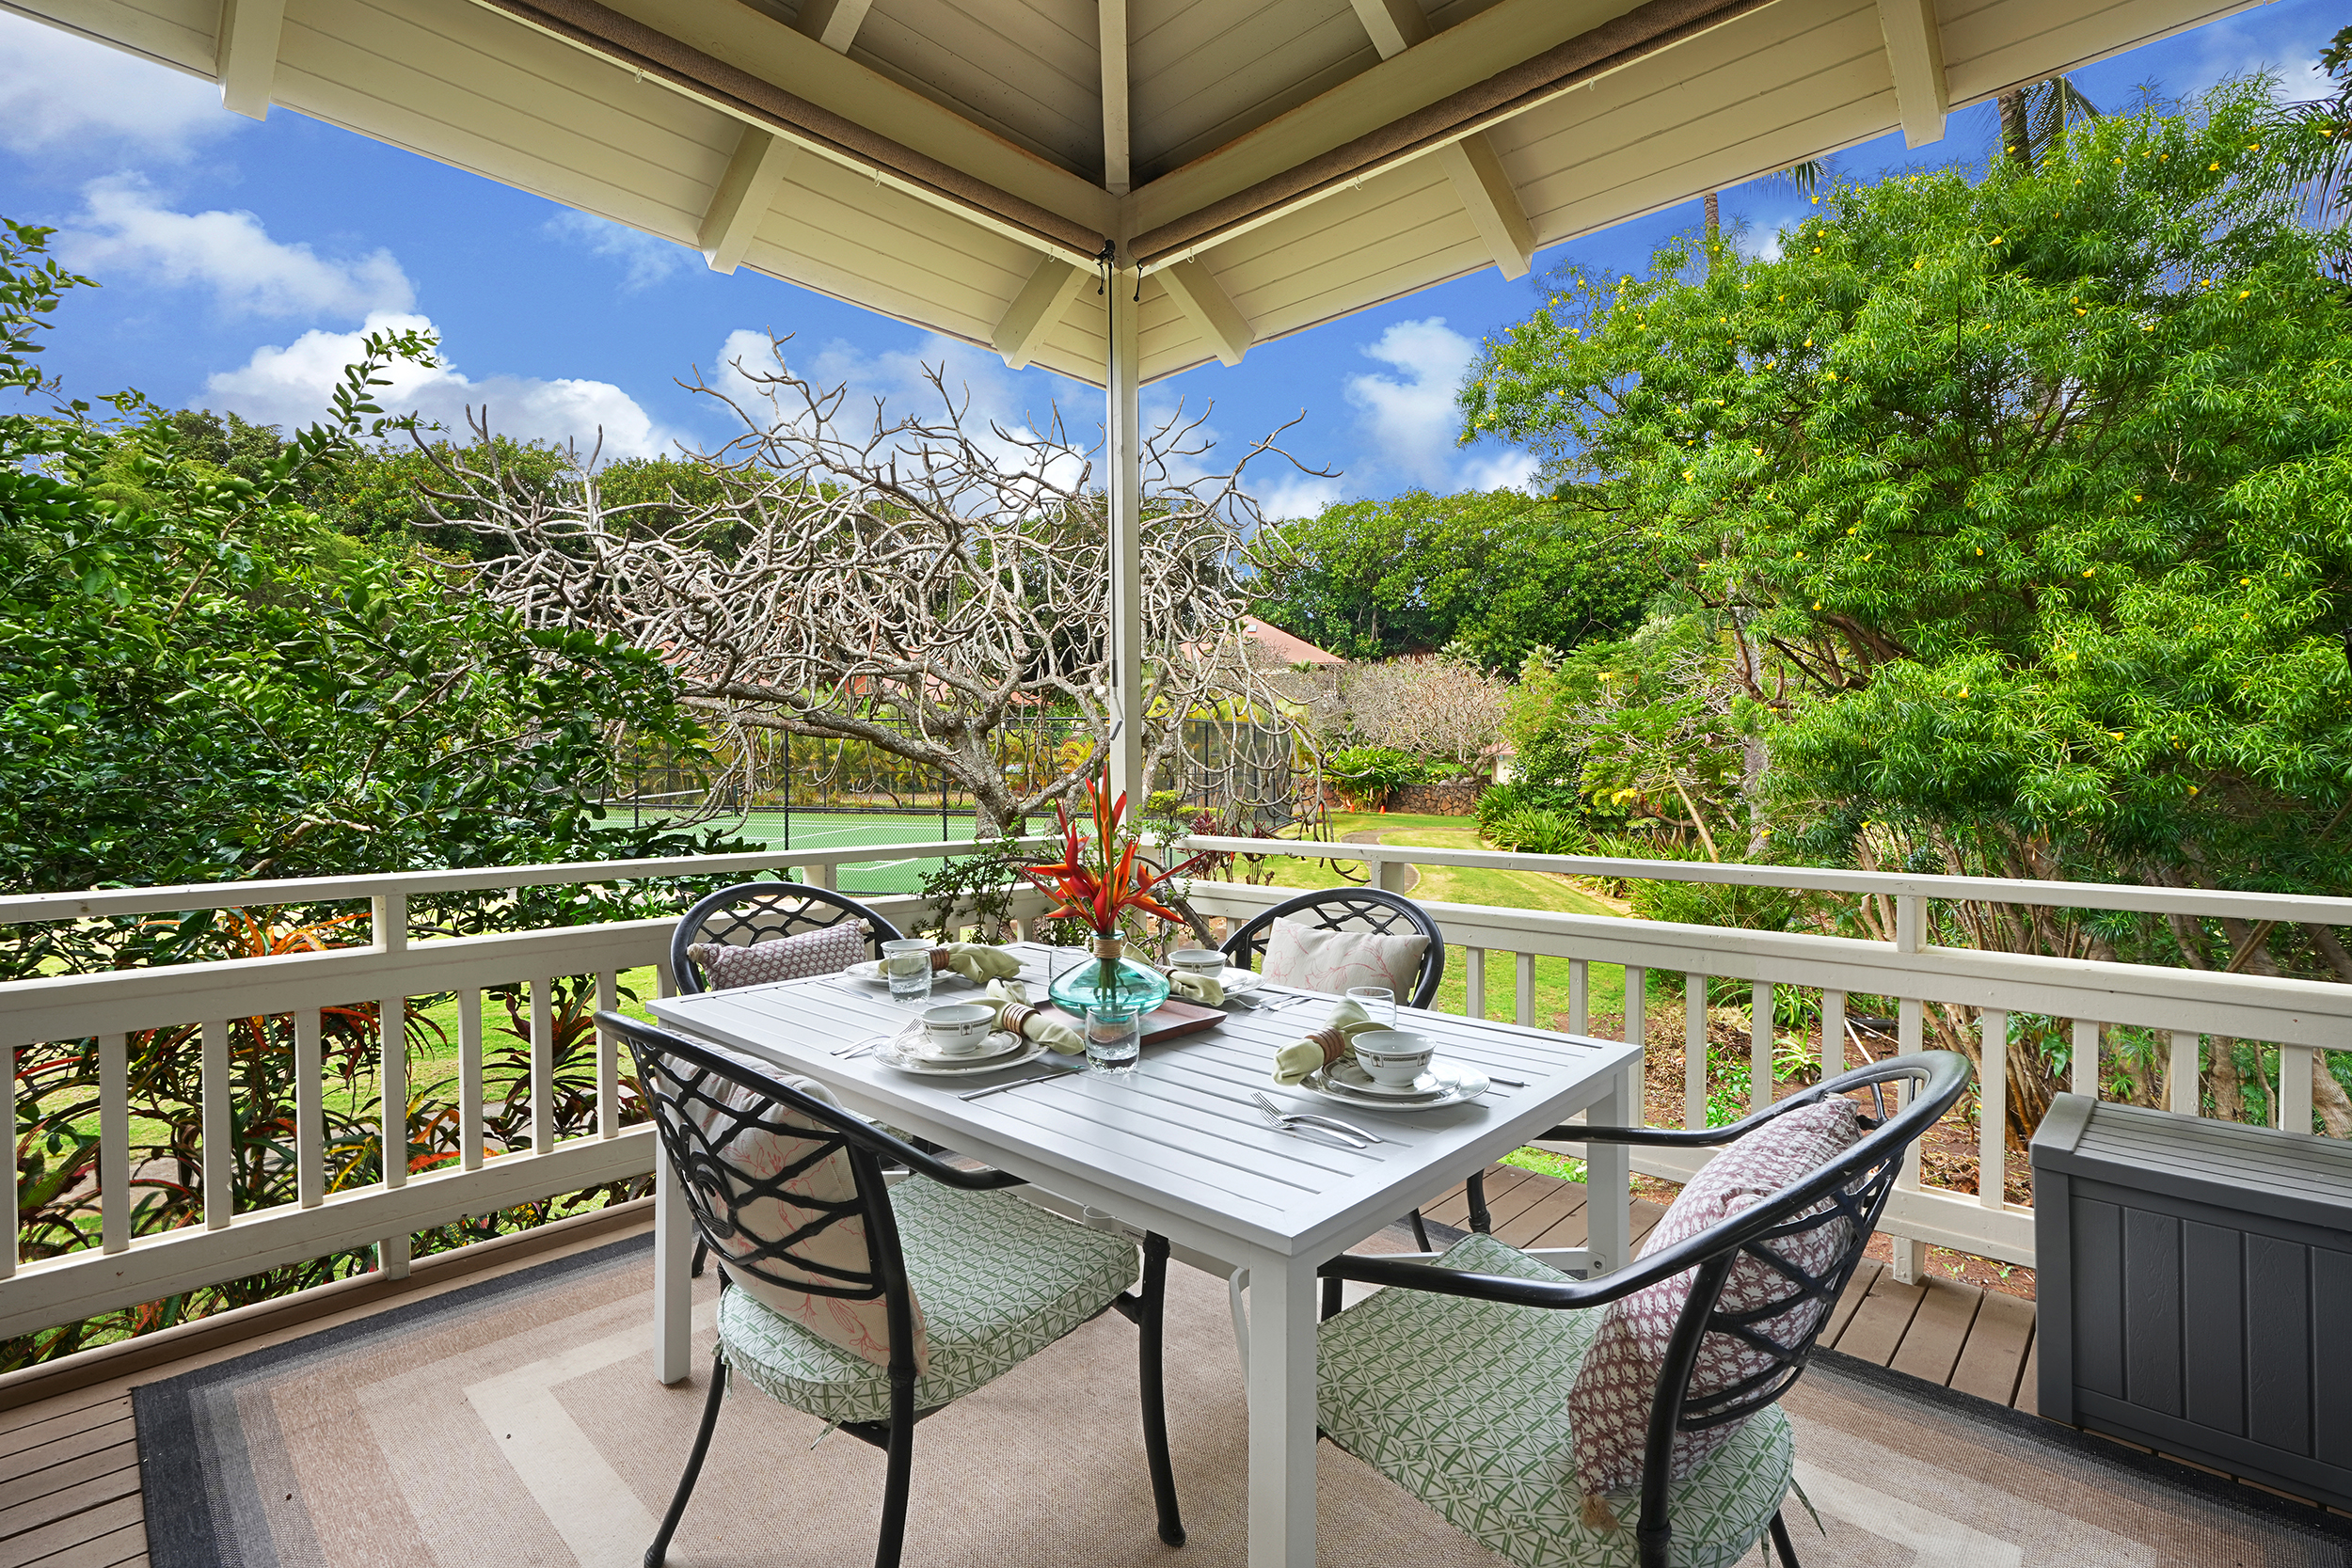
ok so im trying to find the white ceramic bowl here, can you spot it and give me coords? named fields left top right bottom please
left=921, top=1003, right=997, bottom=1055
left=1354, top=1029, right=1435, bottom=1087
left=1169, top=948, right=1227, bottom=976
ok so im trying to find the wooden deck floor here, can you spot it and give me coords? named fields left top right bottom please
left=2, top=1169, right=2036, bottom=1567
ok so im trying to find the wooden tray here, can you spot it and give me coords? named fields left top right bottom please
left=1041, top=996, right=1226, bottom=1046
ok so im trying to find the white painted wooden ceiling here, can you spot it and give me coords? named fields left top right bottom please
left=15, top=0, right=2257, bottom=386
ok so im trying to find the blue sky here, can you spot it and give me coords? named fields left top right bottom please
left=0, top=0, right=2338, bottom=519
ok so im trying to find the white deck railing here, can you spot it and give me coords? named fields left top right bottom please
left=0, top=841, right=1046, bottom=1345
left=8, top=831, right=2350, bottom=1350
left=1182, top=834, right=2352, bottom=1276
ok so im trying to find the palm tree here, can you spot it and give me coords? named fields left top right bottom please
left=1994, top=75, right=2103, bottom=168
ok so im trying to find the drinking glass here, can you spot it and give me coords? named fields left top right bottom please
left=882, top=939, right=933, bottom=1004
left=1085, top=1006, right=1142, bottom=1078
left=1345, top=986, right=1396, bottom=1027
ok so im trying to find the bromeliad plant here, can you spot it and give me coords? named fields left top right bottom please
left=1021, top=767, right=1208, bottom=982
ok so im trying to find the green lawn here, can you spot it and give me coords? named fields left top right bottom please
left=1221, top=811, right=1632, bottom=1035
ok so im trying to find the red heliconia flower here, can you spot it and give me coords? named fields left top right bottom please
left=1020, top=765, right=1207, bottom=933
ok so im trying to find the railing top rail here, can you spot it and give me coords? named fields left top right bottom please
left=0, top=836, right=1049, bottom=927
left=1177, top=835, right=2352, bottom=927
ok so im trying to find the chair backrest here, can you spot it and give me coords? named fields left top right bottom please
left=1219, top=887, right=1447, bottom=1008
left=1630, top=1053, right=1971, bottom=1567
left=670, top=880, right=907, bottom=995
left=605, top=1011, right=923, bottom=1383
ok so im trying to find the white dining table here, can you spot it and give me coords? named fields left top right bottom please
left=645, top=942, right=1641, bottom=1568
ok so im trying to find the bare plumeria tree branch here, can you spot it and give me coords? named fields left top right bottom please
left=413, top=335, right=1331, bottom=833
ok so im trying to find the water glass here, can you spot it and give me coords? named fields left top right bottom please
left=882, top=939, right=933, bottom=1004
left=1345, top=986, right=1396, bottom=1027
left=1085, top=1006, right=1141, bottom=1078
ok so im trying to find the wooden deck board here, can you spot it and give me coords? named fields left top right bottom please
left=1421, top=1164, right=1519, bottom=1229
left=0, top=1456, right=143, bottom=1540
left=1823, top=1260, right=1883, bottom=1346
left=0, top=1400, right=133, bottom=1463
left=1819, top=1269, right=1926, bottom=1366
left=0, top=1418, right=133, bottom=1486
left=0, top=1493, right=142, bottom=1566
left=1887, top=1278, right=1983, bottom=1386
left=22, top=1519, right=149, bottom=1568
left=1950, top=1291, right=2036, bottom=1407
left=2015, top=1333, right=2041, bottom=1415
left=8, top=1439, right=139, bottom=1509
left=1493, top=1180, right=1586, bottom=1249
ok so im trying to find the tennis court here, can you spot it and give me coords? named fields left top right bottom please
left=725, top=810, right=977, bottom=895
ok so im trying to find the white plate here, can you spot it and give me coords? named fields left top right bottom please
left=1299, top=1060, right=1490, bottom=1112
left=843, top=959, right=890, bottom=985
left=1323, top=1058, right=1448, bottom=1100
left=878, top=1029, right=1052, bottom=1076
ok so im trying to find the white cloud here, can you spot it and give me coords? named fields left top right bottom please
left=56, top=176, right=414, bottom=319
left=1458, top=450, right=1540, bottom=493
left=1252, top=474, right=1348, bottom=521
left=204, top=312, right=675, bottom=460
left=0, top=14, right=235, bottom=161
left=544, top=210, right=691, bottom=292
left=1343, top=316, right=1478, bottom=488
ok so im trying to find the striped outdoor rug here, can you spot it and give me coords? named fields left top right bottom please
left=131, top=1229, right=2352, bottom=1567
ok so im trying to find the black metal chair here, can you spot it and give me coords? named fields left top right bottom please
left=1217, top=885, right=1446, bottom=1008
left=1315, top=1051, right=1972, bottom=1568
left=669, top=880, right=905, bottom=995
left=605, top=1013, right=1185, bottom=1568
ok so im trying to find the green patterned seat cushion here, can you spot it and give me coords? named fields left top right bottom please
left=719, top=1180, right=1138, bottom=1425
left=1317, top=1233, right=1794, bottom=1568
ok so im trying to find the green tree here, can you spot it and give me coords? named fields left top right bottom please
left=1251, top=486, right=1662, bottom=670
left=1463, top=81, right=2352, bottom=1133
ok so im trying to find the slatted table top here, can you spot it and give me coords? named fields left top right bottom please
left=648, top=942, right=1640, bottom=1259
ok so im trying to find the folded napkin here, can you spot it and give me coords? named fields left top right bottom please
left=932, top=942, right=1025, bottom=984
left=1166, top=970, right=1225, bottom=1006
left=1272, top=1000, right=1379, bottom=1085
left=985, top=979, right=1085, bottom=1055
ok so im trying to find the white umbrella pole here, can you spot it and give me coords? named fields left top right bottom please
left=1104, top=256, right=1146, bottom=806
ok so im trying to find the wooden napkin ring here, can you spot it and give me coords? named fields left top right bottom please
left=1000, top=1002, right=1040, bottom=1037
left=930, top=949, right=953, bottom=973
left=1312, top=1026, right=1350, bottom=1068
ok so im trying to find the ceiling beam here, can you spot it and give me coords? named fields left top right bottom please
left=1347, top=0, right=1532, bottom=279
left=1154, top=259, right=1252, bottom=366
left=992, top=255, right=1091, bottom=370
left=1348, top=0, right=1430, bottom=55
left=1433, top=138, right=1534, bottom=278
left=700, top=124, right=800, bottom=274
left=215, top=0, right=287, bottom=120
left=1875, top=0, right=1948, bottom=149
left=793, top=0, right=872, bottom=53
left=1100, top=0, right=1130, bottom=197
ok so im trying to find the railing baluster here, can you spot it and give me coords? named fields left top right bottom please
left=1623, top=966, right=1645, bottom=1086
left=1751, top=980, right=1773, bottom=1117
left=99, top=1034, right=129, bottom=1254
left=294, top=1011, right=324, bottom=1208
left=2169, top=1030, right=2201, bottom=1115
left=1980, top=1009, right=2008, bottom=1211
left=596, top=970, right=620, bottom=1138
left=2282, top=1044, right=2315, bottom=1134
left=1567, top=958, right=1589, bottom=1036
left=531, top=974, right=555, bottom=1153
left=379, top=993, right=410, bottom=1277
left=203, top=1020, right=231, bottom=1230
left=458, top=987, right=485, bottom=1172
left=1821, top=990, right=1846, bottom=1079
left=1890, top=997, right=1926, bottom=1282
left=1513, top=952, right=1534, bottom=1027
left=2071, top=1018, right=2100, bottom=1098
left=2, top=1044, right=14, bottom=1278
left=1464, top=946, right=1486, bottom=1020
left=1684, top=973, right=1706, bottom=1130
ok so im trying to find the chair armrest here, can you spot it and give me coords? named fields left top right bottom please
left=879, top=1138, right=1029, bottom=1192
left=1538, top=1074, right=1874, bottom=1148
left=1316, top=1251, right=1654, bottom=1310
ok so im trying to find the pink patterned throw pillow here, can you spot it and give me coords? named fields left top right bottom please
left=1565, top=1096, right=1862, bottom=1518
left=688, top=1071, right=928, bottom=1372
left=689, top=919, right=868, bottom=989
left=1259, top=916, right=1427, bottom=999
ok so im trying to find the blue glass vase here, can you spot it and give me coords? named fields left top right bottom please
left=1046, top=938, right=1170, bottom=1017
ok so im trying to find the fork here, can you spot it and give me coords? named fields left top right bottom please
left=832, top=1034, right=891, bottom=1058
left=1251, top=1090, right=1384, bottom=1146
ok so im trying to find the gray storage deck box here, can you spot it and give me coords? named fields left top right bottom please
left=2033, top=1093, right=2352, bottom=1507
